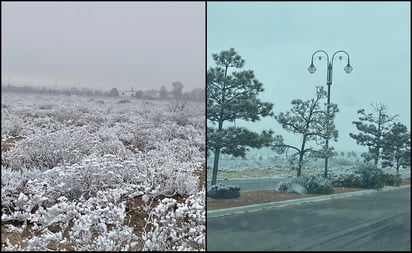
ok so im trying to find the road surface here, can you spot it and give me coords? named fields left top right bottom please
left=207, top=187, right=410, bottom=251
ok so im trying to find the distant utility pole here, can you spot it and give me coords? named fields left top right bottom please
left=55, top=76, right=58, bottom=87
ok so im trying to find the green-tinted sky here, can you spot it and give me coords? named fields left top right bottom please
left=208, top=1, right=410, bottom=153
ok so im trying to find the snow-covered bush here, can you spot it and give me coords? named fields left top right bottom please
left=3, top=126, right=95, bottom=170
left=142, top=190, right=205, bottom=251
left=173, top=112, right=189, bottom=126
left=94, top=127, right=132, bottom=158
left=299, top=176, right=334, bottom=194
left=275, top=181, right=308, bottom=194
left=1, top=114, right=25, bottom=137
left=1, top=166, right=43, bottom=214
left=207, top=184, right=241, bottom=199
left=381, top=173, right=401, bottom=186
left=2, top=191, right=139, bottom=251
left=330, top=173, right=363, bottom=188
left=331, top=163, right=390, bottom=189
left=277, top=176, right=334, bottom=194
left=354, top=163, right=385, bottom=189
left=276, top=181, right=291, bottom=192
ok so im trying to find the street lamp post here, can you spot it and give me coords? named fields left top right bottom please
left=308, top=50, right=352, bottom=178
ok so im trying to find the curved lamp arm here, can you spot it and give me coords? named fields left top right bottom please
left=331, top=50, right=353, bottom=74
left=308, top=50, right=330, bottom=74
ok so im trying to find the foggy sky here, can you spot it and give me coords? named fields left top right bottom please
left=1, top=2, right=205, bottom=92
left=207, top=2, right=410, bottom=153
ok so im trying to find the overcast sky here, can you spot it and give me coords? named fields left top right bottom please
left=208, top=2, right=410, bottom=153
left=1, top=1, right=205, bottom=92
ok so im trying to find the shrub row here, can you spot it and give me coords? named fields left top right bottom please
left=207, top=184, right=241, bottom=199
left=330, top=163, right=402, bottom=189
left=276, top=175, right=335, bottom=194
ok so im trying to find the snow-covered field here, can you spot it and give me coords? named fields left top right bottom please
left=207, top=148, right=410, bottom=179
left=1, top=92, right=205, bottom=251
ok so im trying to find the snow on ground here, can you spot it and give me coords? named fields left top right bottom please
left=207, top=147, right=410, bottom=180
left=1, top=92, right=205, bottom=251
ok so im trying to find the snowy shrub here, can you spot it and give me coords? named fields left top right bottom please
left=76, top=105, right=89, bottom=113
left=354, top=163, right=385, bottom=189
left=2, top=191, right=138, bottom=251
left=173, top=112, right=189, bottom=126
left=3, top=126, right=95, bottom=170
left=330, top=173, right=363, bottom=188
left=381, top=173, right=401, bottom=186
left=136, top=153, right=200, bottom=197
left=299, top=176, right=334, bottom=194
left=277, top=176, right=334, bottom=194
left=67, top=193, right=138, bottom=251
left=142, top=190, right=205, bottom=251
left=94, top=127, right=132, bottom=158
left=25, top=155, right=145, bottom=202
left=2, top=115, right=25, bottom=137
left=275, top=181, right=308, bottom=194
left=207, top=184, right=241, bottom=199
left=1, top=166, right=43, bottom=214
left=276, top=181, right=291, bottom=192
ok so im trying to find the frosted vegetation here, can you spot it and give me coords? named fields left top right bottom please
left=1, top=93, right=205, bottom=251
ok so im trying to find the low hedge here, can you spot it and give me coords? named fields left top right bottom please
left=330, top=164, right=402, bottom=189
left=207, top=184, right=241, bottom=199
left=276, top=176, right=334, bottom=194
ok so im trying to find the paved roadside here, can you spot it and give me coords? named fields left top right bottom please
left=207, top=184, right=411, bottom=218
left=207, top=187, right=411, bottom=251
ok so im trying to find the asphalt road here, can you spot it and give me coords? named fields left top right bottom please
left=209, top=178, right=286, bottom=192
left=207, top=187, right=411, bottom=251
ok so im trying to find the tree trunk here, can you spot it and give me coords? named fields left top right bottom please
left=211, top=147, right=221, bottom=185
left=297, top=135, right=307, bottom=177
left=396, top=158, right=400, bottom=176
left=211, top=120, right=224, bottom=185
left=297, top=152, right=303, bottom=177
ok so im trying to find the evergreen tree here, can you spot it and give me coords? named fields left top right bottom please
left=349, top=103, right=397, bottom=167
left=272, top=86, right=338, bottom=177
left=381, top=122, right=411, bottom=174
left=207, top=48, right=274, bottom=185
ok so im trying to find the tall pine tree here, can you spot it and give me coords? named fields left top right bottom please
left=207, top=48, right=273, bottom=185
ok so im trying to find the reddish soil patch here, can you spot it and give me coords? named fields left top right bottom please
left=207, top=187, right=366, bottom=211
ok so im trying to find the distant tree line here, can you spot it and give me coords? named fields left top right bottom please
left=1, top=84, right=111, bottom=97
left=1, top=83, right=205, bottom=102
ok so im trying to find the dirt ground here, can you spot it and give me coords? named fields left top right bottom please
left=207, top=178, right=410, bottom=211
left=207, top=187, right=365, bottom=210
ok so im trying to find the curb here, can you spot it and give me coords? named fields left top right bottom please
left=207, top=184, right=410, bottom=218
left=208, top=174, right=410, bottom=182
